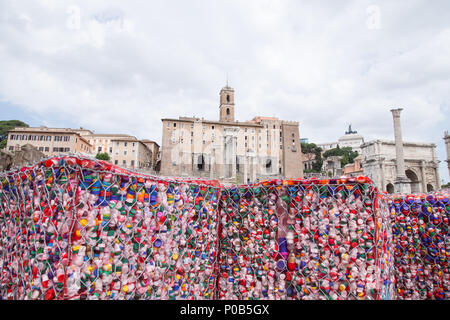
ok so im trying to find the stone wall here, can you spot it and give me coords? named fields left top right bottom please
left=0, top=144, right=44, bottom=172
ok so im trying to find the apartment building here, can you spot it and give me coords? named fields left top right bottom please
left=6, top=126, right=92, bottom=157
left=86, top=134, right=152, bottom=170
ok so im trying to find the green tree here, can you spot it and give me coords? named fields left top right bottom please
left=95, top=152, right=110, bottom=161
left=323, top=146, right=359, bottom=167
left=301, top=142, right=323, bottom=172
left=0, top=120, right=29, bottom=149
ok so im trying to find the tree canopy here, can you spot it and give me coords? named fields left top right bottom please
left=301, top=142, right=323, bottom=172
left=323, top=146, right=359, bottom=167
left=95, top=152, right=111, bottom=161
left=0, top=120, right=29, bottom=149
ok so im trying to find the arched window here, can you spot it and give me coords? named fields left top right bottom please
left=386, top=183, right=394, bottom=194
left=227, top=95, right=230, bottom=103
left=226, top=108, right=230, bottom=115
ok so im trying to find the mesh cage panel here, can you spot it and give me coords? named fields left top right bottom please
left=5, top=156, right=448, bottom=300
left=387, top=191, right=449, bottom=300
left=0, top=156, right=220, bottom=300
left=217, top=178, right=395, bottom=300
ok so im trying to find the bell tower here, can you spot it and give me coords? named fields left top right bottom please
left=219, top=85, right=235, bottom=122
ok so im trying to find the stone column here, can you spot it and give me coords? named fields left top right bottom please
left=420, top=160, right=427, bottom=193
left=210, top=148, right=215, bottom=180
left=223, top=135, right=230, bottom=178
left=252, top=155, right=257, bottom=182
left=243, top=154, right=248, bottom=184
left=390, top=108, right=411, bottom=193
left=379, top=158, right=385, bottom=191
left=231, top=135, right=237, bottom=179
left=435, top=162, right=441, bottom=190
left=444, top=131, right=450, bottom=179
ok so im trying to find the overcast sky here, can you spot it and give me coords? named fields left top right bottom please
left=0, top=0, right=449, bottom=182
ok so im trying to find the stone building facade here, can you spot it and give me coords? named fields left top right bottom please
left=342, top=155, right=364, bottom=176
left=361, top=140, right=441, bottom=193
left=160, top=86, right=303, bottom=183
left=141, top=140, right=160, bottom=171
left=6, top=127, right=92, bottom=157
left=444, top=131, right=450, bottom=180
left=318, top=125, right=364, bottom=154
left=85, top=134, right=153, bottom=170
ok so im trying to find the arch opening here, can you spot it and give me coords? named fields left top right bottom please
left=386, top=183, right=395, bottom=194
left=405, top=169, right=420, bottom=193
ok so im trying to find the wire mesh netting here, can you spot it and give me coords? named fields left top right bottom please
left=1, top=156, right=448, bottom=300
left=387, top=191, right=449, bottom=300
left=0, top=156, right=221, bottom=300
left=217, top=178, right=394, bottom=300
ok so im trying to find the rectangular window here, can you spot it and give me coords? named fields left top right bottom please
left=109, top=147, right=112, bottom=153
left=124, top=151, right=127, bottom=155
left=181, top=123, right=184, bottom=128
left=212, top=125, right=215, bottom=130
left=10, top=134, right=15, bottom=140
left=132, top=142, right=135, bottom=147
left=124, top=142, right=128, bottom=147
left=98, top=147, right=102, bottom=152
left=39, top=147, right=44, bottom=151
left=45, top=147, right=49, bottom=152
left=123, top=160, right=126, bottom=166
left=116, top=142, right=119, bottom=146
left=167, top=122, right=170, bottom=128
left=115, top=160, right=118, bottom=165
left=65, top=147, right=70, bottom=152
left=9, top=146, right=14, bottom=151
left=53, top=147, right=58, bottom=152
left=131, top=160, right=135, bottom=167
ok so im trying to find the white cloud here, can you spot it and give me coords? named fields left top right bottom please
left=0, top=0, right=449, bottom=181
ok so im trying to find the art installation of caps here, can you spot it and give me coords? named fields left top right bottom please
left=0, top=156, right=448, bottom=300
left=218, top=178, right=395, bottom=300
left=387, top=191, right=449, bottom=300
left=0, top=156, right=220, bottom=300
